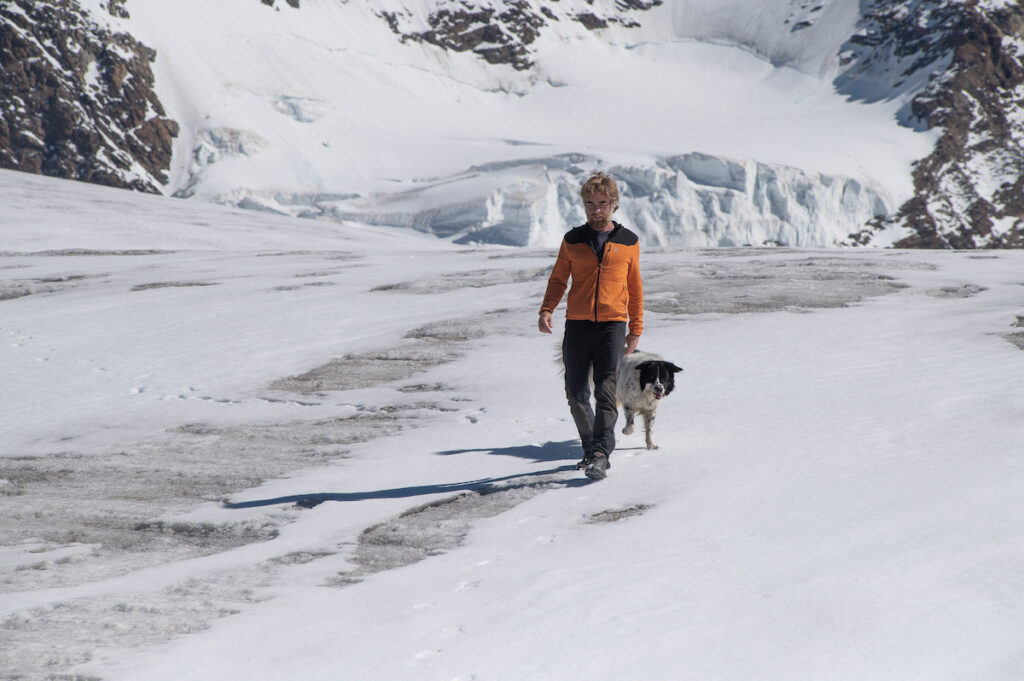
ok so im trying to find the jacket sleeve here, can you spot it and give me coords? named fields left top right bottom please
left=627, top=246, right=643, bottom=336
left=540, top=240, right=571, bottom=314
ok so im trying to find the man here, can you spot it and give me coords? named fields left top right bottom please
left=538, top=172, right=643, bottom=480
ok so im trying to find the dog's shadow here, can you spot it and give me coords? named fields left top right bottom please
left=224, top=440, right=588, bottom=510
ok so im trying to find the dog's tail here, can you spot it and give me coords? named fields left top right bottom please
left=554, top=342, right=598, bottom=388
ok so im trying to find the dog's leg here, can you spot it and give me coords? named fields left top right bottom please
left=643, top=411, right=658, bottom=450
left=622, top=406, right=635, bottom=435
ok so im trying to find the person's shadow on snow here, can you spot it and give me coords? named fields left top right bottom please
left=434, top=439, right=581, bottom=463
left=223, top=440, right=589, bottom=510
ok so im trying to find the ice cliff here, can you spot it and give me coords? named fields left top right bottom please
left=222, top=153, right=888, bottom=248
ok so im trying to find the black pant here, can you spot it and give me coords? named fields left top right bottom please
left=562, top=320, right=627, bottom=457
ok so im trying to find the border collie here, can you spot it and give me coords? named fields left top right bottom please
left=617, top=351, right=682, bottom=450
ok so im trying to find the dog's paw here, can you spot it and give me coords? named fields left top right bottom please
left=645, top=443, right=659, bottom=450
left=622, top=424, right=635, bottom=435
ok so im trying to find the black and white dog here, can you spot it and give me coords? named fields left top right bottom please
left=617, top=351, right=682, bottom=450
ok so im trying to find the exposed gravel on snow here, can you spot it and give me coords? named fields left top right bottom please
left=0, top=247, right=929, bottom=680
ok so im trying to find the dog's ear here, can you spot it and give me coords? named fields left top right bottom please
left=669, top=363, right=682, bottom=373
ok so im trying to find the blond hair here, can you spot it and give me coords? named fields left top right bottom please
left=580, top=172, right=619, bottom=207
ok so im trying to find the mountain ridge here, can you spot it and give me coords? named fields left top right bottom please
left=844, top=0, right=1024, bottom=248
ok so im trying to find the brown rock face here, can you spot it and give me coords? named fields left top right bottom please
left=377, top=0, right=662, bottom=71
left=0, top=0, right=177, bottom=193
left=842, top=1, right=1024, bottom=248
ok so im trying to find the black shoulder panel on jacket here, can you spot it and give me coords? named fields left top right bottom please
left=564, top=225, right=592, bottom=245
left=609, top=224, right=639, bottom=246
left=565, top=223, right=639, bottom=246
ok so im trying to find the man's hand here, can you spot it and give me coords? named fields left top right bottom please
left=538, top=311, right=553, bottom=334
left=624, top=333, right=640, bottom=355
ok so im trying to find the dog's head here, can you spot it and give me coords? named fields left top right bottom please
left=636, top=360, right=683, bottom=400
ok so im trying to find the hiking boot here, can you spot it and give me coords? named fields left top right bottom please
left=585, top=453, right=610, bottom=480
left=576, top=452, right=594, bottom=470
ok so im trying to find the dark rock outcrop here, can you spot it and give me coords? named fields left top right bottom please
left=0, top=0, right=177, bottom=193
left=377, top=0, right=662, bottom=71
left=842, top=1, right=1024, bottom=248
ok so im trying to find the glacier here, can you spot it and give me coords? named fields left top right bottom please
left=214, top=152, right=890, bottom=247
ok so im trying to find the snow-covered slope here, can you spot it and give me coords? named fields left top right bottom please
left=41, top=0, right=934, bottom=246
left=4, top=0, right=1024, bottom=246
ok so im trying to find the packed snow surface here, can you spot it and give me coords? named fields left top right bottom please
left=2, top=170, right=1024, bottom=680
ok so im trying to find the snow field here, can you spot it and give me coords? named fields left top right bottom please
left=3, top=171, right=1024, bottom=679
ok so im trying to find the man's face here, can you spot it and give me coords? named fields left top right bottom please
left=583, top=192, right=616, bottom=230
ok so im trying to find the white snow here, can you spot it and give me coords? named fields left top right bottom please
left=106, top=0, right=936, bottom=246
left=3, top=168, right=1024, bottom=680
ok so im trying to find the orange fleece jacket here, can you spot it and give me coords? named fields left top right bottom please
left=540, top=223, right=643, bottom=336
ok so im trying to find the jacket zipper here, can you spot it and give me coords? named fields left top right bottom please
left=591, top=225, right=616, bottom=321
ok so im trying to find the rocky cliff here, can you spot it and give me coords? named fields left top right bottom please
left=842, top=0, right=1024, bottom=248
left=0, top=0, right=177, bottom=193
left=377, top=0, right=662, bottom=71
